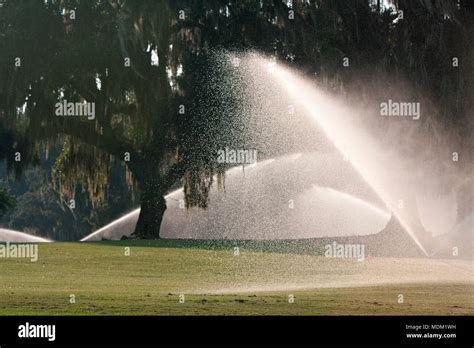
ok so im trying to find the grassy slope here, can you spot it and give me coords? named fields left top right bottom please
left=0, top=241, right=472, bottom=315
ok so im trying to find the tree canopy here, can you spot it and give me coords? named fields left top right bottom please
left=0, top=0, right=472, bottom=239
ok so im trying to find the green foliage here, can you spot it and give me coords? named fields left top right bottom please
left=0, top=145, right=138, bottom=240
left=0, top=0, right=471, bottom=238
left=0, top=187, right=15, bottom=217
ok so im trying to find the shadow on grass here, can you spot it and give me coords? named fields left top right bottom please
left=85, top=238, right=330, bottom=256
left=84, top=228, right=429, bottom=259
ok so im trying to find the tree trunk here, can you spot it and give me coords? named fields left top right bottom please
left=132, top=179, right=167, bottom=239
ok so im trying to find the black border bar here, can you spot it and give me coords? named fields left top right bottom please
left=0, top=315, right=472, bottom=346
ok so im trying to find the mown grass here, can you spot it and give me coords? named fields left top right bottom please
left=0, top=241, right=472, bottom=315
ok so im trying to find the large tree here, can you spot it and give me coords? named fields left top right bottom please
left=0, top=0, right=471, bottom=239
left=0, top=0, right=286, bottom=238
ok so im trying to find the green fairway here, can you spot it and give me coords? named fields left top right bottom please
left=0, top=241, right=472, bottom=315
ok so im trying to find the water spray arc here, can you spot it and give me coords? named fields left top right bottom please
left=256, top=56, right=428, bottom=256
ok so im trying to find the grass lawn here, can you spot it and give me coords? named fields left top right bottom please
left=0, top=240, right=472, bottom=315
